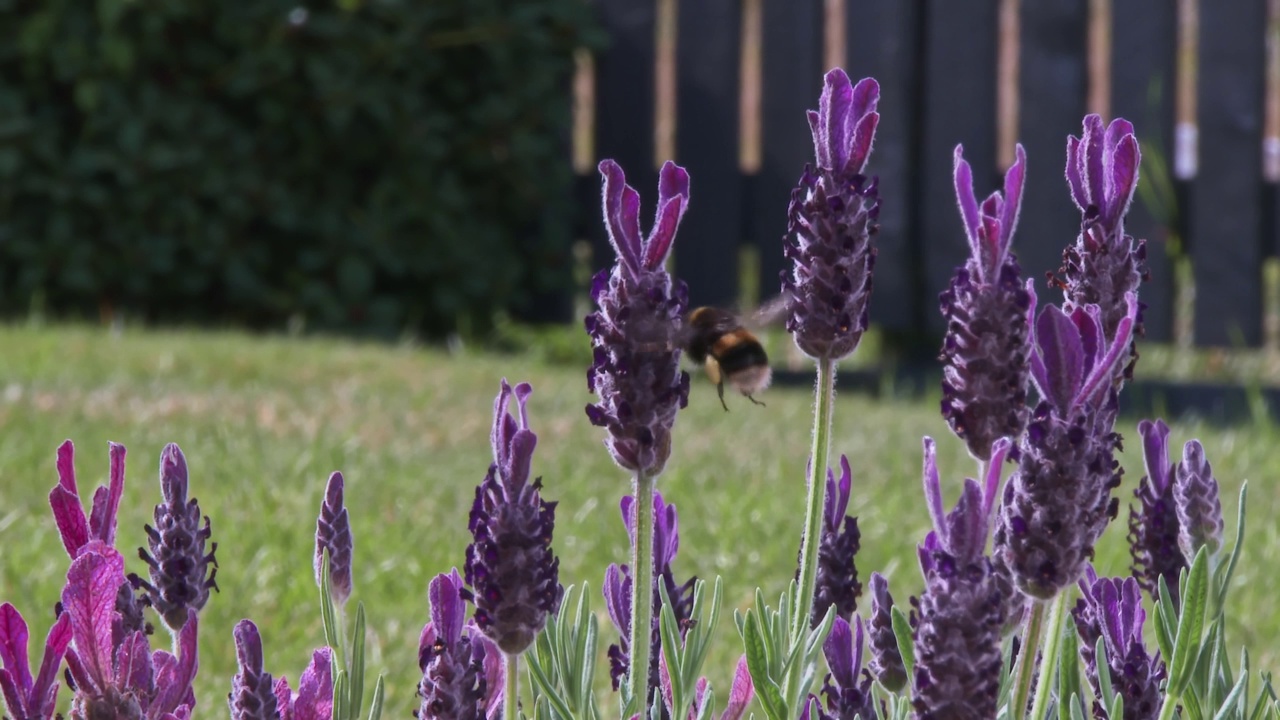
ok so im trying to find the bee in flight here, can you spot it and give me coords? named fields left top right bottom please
left=677, top=300, right=785, bottom=411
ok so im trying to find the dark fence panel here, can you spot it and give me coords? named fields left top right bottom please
left=675, top=0, right=743, bottom=309
left=752, top=0, right=823, bottom=305
left=845, top=0, right=925, bottom=335
left=1111, top=0, right=1177, bottom=343
left=591, top=0, right=659, bottom=268
left=917, top=0, right=999, bottom=336
left=1017, top=0, right=1088, bottom=289
left=1191, top=0, right=1268, bottom=346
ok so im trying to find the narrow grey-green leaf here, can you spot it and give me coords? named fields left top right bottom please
left=743, top=612, right=786, bottom=720
left=1057, top=621, right=1081, bottom=720
left=1170, top=547, right=1211, bottom=696
left=366, top=675, right=385, bottom=720
left=1095, top=637, right=1116, bottom=713
left=350, top=601, right=367, bottom=718
left=890, top=606, right=916, bottom=687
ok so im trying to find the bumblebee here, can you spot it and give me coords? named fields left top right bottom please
left=679, top=306, right=773, bottom=411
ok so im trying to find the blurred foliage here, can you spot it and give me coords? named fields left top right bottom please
left=0, top=0, right=601, bottom=336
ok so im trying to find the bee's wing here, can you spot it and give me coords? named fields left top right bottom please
left=747, top=294, right=792, bottom=329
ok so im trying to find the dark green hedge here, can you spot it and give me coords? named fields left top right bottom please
left=0, top=0, right=598, bottom=336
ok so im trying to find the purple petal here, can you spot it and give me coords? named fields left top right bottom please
left=620, top=495, right=637, bottom=544
left=62, top=550, right=126, bottom=689
left=0, top=603, right=32, bottom=697
left=1106, top=132, right=1140, bottom=227
left=491, top=380, right=516, bottom=473
left=1034, top=304, right=1085, bottom=411
left=982, top=438, right=1012, bottom=521
left=152, top=614, right=199, bottom=713
left=997, top=144, right=1027, bottom=260
left=602, top=564, right=630, bottom=635
left=273, top=676, right=292, bottom=716
left=850, top=76, right=880, bottom=120
left=816, top=69, right=853, bottom=169
left=91, top=443, right=126, bottom=547
left=1138, top=419, right=1173, bottom=493
left=1026, top=280, right=1048, bottom=396
left=643, top=188, right=687, bottom=271
left=49, top=484, right=89, bottom=559
left=114, top=630, right=153, bottom=695
left=429, top=570, right=465, bottom=646
left=922, top=437, right=945, bottom=534
left=829, top=456, right=853, bottom=530
left=1065, top=135, right=1087, bottom=211
left=293, top=647, right=334, bottom=720
left=953, top=145, right=982, bottom=257
left=1074, top=293, right=1138, bottom=408
left=946, top=479, right=986, bottom=561
left=691, top=676, right=710, bottom=718
left=1083, top=114, right=1106, bottom=210
left=655, top=161, right=691, bottom=225
left=474, top=629, right=504, bottom=719
left=823, top=616, right=856, bottom=688
left=846, top=110, right=879, bottom=176
left=720, top=655, right=755, bottom=720
left=0, top=670, right=24, bottom=720
left=599, top=159, right=643, bottom=272
left=1071, top=305, right=1104, bottom=372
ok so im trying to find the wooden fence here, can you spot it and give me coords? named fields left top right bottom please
left=566, top=0, right=1280, bottom=350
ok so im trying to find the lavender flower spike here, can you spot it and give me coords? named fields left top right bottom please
left=585, top=159, right=691, bottom=476
left=135, top=443, right=219, bottom=632
left=1059, top=114, right=1147, bottom=343
left=0, top=603, right=73, bottom=720
left=809, top=615, right=876, bottom=720
left=866, top=572, right=906, bottom=692
left=783, top=69, right=881, bottom=360
left=996, top=293, right=1139, bottom=598
left=1128, top=419, right=1185, bottom=605
left=1071, top=568, right=1165, bottom=720
left=229, top=620, right=280, bottom=720
left=912, top=437, right=1004, bottom=720
left=314, top=471, right=354, bottom=606
left=603, top=492, right=696, bottom=699
left=940, top=144, right=1033, bottom=460
left=464, top=380, right=562, bottom=655
left=418, top=569, right=503, bottom=720
left=807, top=455, right=862, bottom=628
left=1174, top=439, right=1225, bottom=560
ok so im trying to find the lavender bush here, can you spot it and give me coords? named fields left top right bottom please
left=2, top=66, right=1273, bottom=720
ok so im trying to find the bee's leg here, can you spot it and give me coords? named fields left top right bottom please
left=746, top=393, right=766, bottom=407
left=704, top=356, right=729, bottom=411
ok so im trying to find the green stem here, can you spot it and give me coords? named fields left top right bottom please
left=1009, top=600, right=1046, bottom=720
left=1157, top=691, right=1180, bottom=720
left=1027, top=592, right=1068, bottom=720
left=628, top=470, right=656, bottom=716
left=780, top=356, right=836, bottom=715
left=504, top=652, right=519, bottom=720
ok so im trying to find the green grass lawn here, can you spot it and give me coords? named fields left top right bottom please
left=0, top=323, right=1277, bottom=717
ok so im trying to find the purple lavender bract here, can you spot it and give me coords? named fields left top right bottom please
left=1127, top=419, right=1185, bottom=605
left=808, top=616, right=876, bottom=720
left=314, top=471, right=354, bottom=607
left=0, top=602, right=72, bottom=720
left=135, top=443, right=218, bottom=632
left=585, top=159, right=692, bottom=476
left=1071, top=568, right=1165, bottom=720
left=912, top=437, right=1007, bottom=720
left=464, top=380, right=562, bottom=655
left=783, top=69, right=881, bottom=361
left=940, top=144, right=1033, bottom=461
